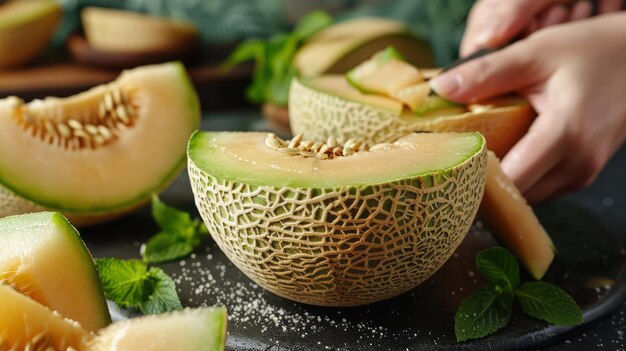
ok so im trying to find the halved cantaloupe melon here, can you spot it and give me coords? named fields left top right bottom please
left=289, top=74, right=534, bottom=158
left=188, top=131, right=487, bottom=306
left=0, top=62, right=200, bottom=225
left=480, top=152, right=555, bottom=279
left=82, top=7, right=198, bottom=53
left=294, top=17, right=434, bottom=78
left=0, top=212, right=110, bottom=331
left=0, top=284, right=90, bottom=351
left=0, top=0, right=61, bottom=68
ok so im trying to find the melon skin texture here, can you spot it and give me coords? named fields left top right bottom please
left=0, top=284, right=90, bottom=351
left=89, top=307, right=228, bottom=351
left=0, top=62, right=200, bottom=225
left=294, top=17, right=434, bottom=78
left=289, top=75, right=535, bottom=158
left=188, top=131, right=487, bottom=307
left=82, top=7, right=198, bottom=53
left=480, top=152, right=555, bottom=279
left=0, top=0, right=61, bottom=68
left=0, top=212, right=111, bottom=332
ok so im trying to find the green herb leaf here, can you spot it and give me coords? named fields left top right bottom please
left=476, top=246, right=520, bottom=291
left=143, top=232, right=196, bottom=264
left=515, top=282, right=583, bottom=325
left=455, top=285, right=513, bottom=342
left=140, top=267, right=182, bottom=315
left=221, top=39, right=264, bottom=71
left=96, top=258, right=149, bottom=308
left=95, top=258, right=182, bottom=315
left=151, top=194, right=195, bottom=238
left=293, top=10, right=333, bottom=40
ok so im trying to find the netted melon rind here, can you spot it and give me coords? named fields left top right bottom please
left=188, top=147, right=487, bottom=307
left=289, top=77, right=534, bottom=157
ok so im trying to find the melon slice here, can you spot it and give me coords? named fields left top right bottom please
left=82, top=7, right=198, bottom=53
left=294, top=17, right=434, bottom=78
left=0, top=284, right=90, bottom=351
left=289, top=75, right=534, bottom=158
left=89, top=307, right=228, bottom=351
left=188, top=131, right=487, bottom=306
left=0, top=0, right=61, bottom=68
left=0, top=62, right=200, bottom=225
left=346, top=47, right=423, bottom=96
left=480, top=152, right=555, bottom=279
left=0, top=212, right=110, bottom=331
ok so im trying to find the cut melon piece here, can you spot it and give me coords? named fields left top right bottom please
left=188, top=131, right=487, bottom=306
left=294, top=17, right=434, bottom=78
left=392, top=82, right=430, bottom=111
left=0, top=212, right=110, bottom=331
left=0, top=284, right=90, bottom=351
left=89, top=307, right=228, bottom=351
left=82, top=7, right=198, bottom=53
left=0, top=0, right=61, bottom=68
left=289, top=75, right=534, bottom=158
left=479, top=152, right=555, bottom=280
left=0, top=62, right=200, bottom=225
left=347, top=58, right=423, bottom=96
left=414, top=96, right=464, bottom=116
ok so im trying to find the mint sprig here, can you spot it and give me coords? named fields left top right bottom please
left=96, top=258, right=182, bottom=315
left=143, top=195, right=208, bottom=263
left=455, top=247, right=582, bottom=342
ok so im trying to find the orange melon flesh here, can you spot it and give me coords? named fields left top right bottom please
left=0, top=62, right=200, bottom=213
left=479, top=152, right=555, bottom=279
left=89, top=307, right=228, bottom=351
left=0, top=284, right=89, bottom=350
left=0, top=212, right=110, bottom=331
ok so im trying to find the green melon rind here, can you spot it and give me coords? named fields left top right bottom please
left=0, top=212, right=111, bottom=329
left=188, top=132, right=487, bottom=306
left=0, top=62, right=199, bottom=217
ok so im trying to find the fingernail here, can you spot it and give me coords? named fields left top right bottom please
left=430, top=73, right=462, bottom=98
left=474, top=21, right=502, bottom=47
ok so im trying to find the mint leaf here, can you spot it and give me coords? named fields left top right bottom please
left=293, top=10, right=333, bottom=40
left=96, top=258, right=149, bottom=308
left=96, top=258, right=182, bottom=315
left=455, top=285, right=512, bottom=342
left=143, top=232, right=196, bottom=264
left=515, top=282, right=583, bottom=326
left=140, top=267, right=182, bottom=315
left=476, top=246, right=520, bottom=291
left=221, top=39, right=264, bottom=71
left=151, top=194, right=195, bottom=238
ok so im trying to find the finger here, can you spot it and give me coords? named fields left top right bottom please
left=570, top=1, right=593, bottom=20
left=536, top=5, right=570, bottom=29
left=500, top=112, right=567, bottom=193
left=524, top=161, right=573, bottom=204
left=599, top=0, right=624, bottom=13
left=460, top=0, right=571, bottom=57
left=431, top=42, right=540, bottom=102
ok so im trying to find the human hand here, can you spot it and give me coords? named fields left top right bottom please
left=460, top=0, right=624, bottom=57
left=431, top=13, right=626, bottom=203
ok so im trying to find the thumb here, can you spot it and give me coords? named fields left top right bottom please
left=430, top=41, right=541, bottom=103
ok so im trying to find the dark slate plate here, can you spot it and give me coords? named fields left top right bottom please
left=82, top=170, right=626, bottom=351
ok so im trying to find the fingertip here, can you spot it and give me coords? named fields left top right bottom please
left=429, top=73, right=463, bottom=101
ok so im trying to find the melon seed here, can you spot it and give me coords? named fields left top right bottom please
left=116, top=105, right=129, bottom=124
left=264, top=136, right=281, bottom=150
left=288, top=133, right=303, bottom=148
left=67, top=119, right=83, bottom=130
left=327, top=136, right=337, bottom=148
left=278, top=147, right=300, bottom=155
left=98, top=102, right=107, bottom=120
left=104, top=93, right=114, bottom=112
left=112, top=88, right=122, bottom=105
left=84, top=124, right=99, bottom=135
left=98, top=126, right=112, bottom=139
left=56, top=123, right=71, bottom=138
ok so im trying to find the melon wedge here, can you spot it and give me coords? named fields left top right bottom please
left=289, top=75, right=534, bottom=158
left=0, top=0, right=61, bottom=68
left=480, top=152, right=555, bottom=279
left=0, top=284, right=90, bottom=351
left=89, top=307, right=228, bottom=351
left=0, top=212, right=110, bottom=331
left=0, top=62, right=200, bottom=225
left=82, top=7, right=198, bottom=53
left=294, top=17, right=434, bottom=78
left=188, top=131, right=487, bottom=306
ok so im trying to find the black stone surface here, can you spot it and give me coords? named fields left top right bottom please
left=81, top=112, right=626, bottom=350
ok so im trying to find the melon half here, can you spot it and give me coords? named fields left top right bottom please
left=0, top=62, right=200, bottom=225
left=0, top=0, right=61, bottom=68
left=188, top=131, right=487, bottom=306
left=289, top=75, right=535, bottom=158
